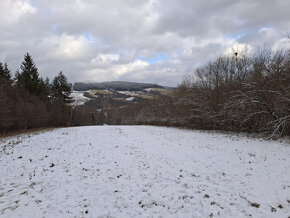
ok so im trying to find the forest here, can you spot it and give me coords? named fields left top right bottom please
left=0, top=53, right=80, bottom=132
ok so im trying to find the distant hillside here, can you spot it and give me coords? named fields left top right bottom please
left=73, top=81, right=164, bottom=91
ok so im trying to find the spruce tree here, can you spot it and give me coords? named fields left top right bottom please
left=0, top=62, right=12, bottom=81
left=15, top=53, right=41, bottom=95
left=51, top=71, right=72, bottom=104
left=38, top=77, right=51, bottom=101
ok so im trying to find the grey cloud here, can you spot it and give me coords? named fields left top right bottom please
left=0, top=0, right=289, bottom=87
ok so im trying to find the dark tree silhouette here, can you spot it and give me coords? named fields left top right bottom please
left=15, top=53, right=41, bottom=94
left=0, top=62, right=12, bottom=81
left=51, top=71, right=72, bottom=103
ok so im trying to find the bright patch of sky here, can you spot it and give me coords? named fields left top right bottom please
left=84, top=32, right=94, bottom=42
left=226, top=30, right=248, bottom=40
left=139, top=53, right=168, bottom=64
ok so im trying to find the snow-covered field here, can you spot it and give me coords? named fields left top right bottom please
left=0, top=126, right=289, bottom=218
left=70, top=91, right=91, bottom=106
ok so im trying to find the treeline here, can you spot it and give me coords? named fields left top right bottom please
left=109, top=49, right=290, bottom=138
left=0, top=53, right=73, bottom=133
left=0, top=53, right=106, bottom=133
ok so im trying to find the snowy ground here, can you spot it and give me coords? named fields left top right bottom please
left=70, top=91, right=91, bottom=106
left=0, top=126, right=290, bottom=218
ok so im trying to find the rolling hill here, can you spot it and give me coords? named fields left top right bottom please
left=73, top=81, right=165, bottom=91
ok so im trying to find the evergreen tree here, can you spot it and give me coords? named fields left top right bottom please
left=51, top=71, right=72, bottom=104
left=0, top=62, right=12, bottom=81
left=15, top=53, right=41, bottom=95
left=38, top=77, right=51, bottom=101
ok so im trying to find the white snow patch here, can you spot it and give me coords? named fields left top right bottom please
left=70, top=91, right=91, bottom=106
left=0, top=126, right=290, bottom=217
left=144, top=88, right=155, bottom=92
left=125, top=97, right=135, bottom=102
left=118, top=91, right=138, bottom=97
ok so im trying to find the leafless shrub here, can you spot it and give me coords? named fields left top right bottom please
left=115, top=48, right=290, bottom=138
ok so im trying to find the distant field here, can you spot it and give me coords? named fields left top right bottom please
left=118, top=91, right=155, bottom=99
left=88, top=90, right=113, bottom=95
left=70, top=88, right=174, bottom=107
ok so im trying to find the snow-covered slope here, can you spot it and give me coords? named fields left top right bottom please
left=70, top=91, right=91, bottom=106
left=0, top=126, right=289, bottom=217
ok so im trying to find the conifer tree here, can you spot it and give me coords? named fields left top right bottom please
left=15, top=53, right=41, bottom=95
left=38, top=77, right=51, bottom=100
left=51, top=71, right=72, bottom=104
left=0, top=62, right=12, bottom=81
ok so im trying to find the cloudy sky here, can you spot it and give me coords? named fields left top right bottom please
left=0, top=0, right=290, bottom=86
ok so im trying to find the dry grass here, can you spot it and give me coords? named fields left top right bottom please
left=121, top=91, right=155, bottom=99
left=153, top=88, right=175, bottom=96
left=112, top=98, right=126, bottom=102
left=89, top=90, right=113, bottom=95
left=0, top=127, right=57, bottom=140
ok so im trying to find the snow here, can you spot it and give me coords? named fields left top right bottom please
left=118, top=91, right=139, bottom=97
left=70, top=91, right=91, bottom=106
left=144, top=88, right=155, bottom=92
left=125, top=97, right=135, bottom=102
left=0, top=126, right=290, bottom=217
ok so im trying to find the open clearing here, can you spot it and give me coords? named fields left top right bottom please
left=0, top=126, right=289, bottom=217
